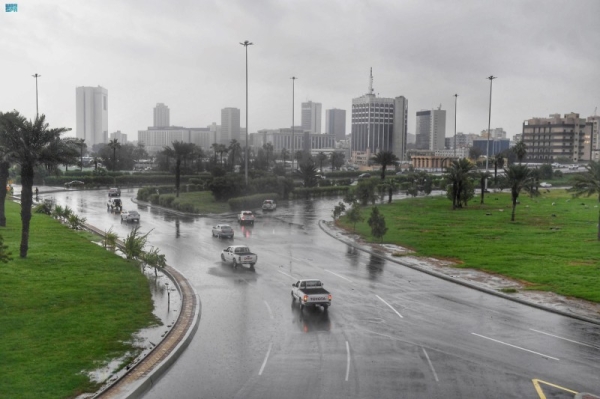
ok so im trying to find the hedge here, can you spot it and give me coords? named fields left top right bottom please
left=291, top=186, right=350, bottom=199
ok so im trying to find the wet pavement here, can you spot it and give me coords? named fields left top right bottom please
left=25, top=186, right=600, bottom=398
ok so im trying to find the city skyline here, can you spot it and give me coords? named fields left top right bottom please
left=2, top=0, right=598, bottom=142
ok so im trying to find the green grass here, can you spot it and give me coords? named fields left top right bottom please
left=339, top=190, right=600, bottom=303
left=0, top=201, right=158, bottom=399
left=170, top=190, right=231, bottom=214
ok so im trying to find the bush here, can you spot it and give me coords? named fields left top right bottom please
left=291, top=186, right=350, bottom=199
left=159, top=194, right=176, bottom=208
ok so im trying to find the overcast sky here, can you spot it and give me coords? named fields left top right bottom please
left=2, top=0, right=599, bottom=141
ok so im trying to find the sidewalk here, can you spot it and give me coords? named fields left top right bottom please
left=319, top=220, right=600, bottom=326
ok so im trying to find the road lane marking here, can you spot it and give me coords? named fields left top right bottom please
left=258, top=342, right=273, bottom=376
left=529, top=328, right=600, bottom=350
left=422, top=348, right=439, bottom=382
left=532, top=379, right=578, bottom=398
left=277, top=270, right=295, bottom=279
left=325, top=269, right=353, bottom=283
left=263, top=300, right=274, bottom=320
left=376, top=295, right=404, bottom=319
left=471, top=333, right=559, bottom=361
left=345, top=341, right=351, bottom=381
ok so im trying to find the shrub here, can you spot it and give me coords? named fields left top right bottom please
left=159, top=194, right=176, bottom=208
left=228, top=193, right=280, bottom=211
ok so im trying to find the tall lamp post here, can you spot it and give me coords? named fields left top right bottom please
left=32, top=73, right=41, bottom=118
left=291, top=76, right=297, bottom=173
left=454, top=93, right=458, bottom=159
left=240, top=40, right=253, bottom=185
left=485, top=75, right=497, bottom=178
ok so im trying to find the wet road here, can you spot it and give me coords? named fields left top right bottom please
left=49, top=188, right=600, bottom=398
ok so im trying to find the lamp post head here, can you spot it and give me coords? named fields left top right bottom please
left=487, top=75, right=497, bottom=81
left=240, top=41, right=253, bottom=47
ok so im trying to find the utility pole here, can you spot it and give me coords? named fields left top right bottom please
left=291, top=77, right=297, bottom=173
left=240, top=41, right=253, bottom=185
left=32, top=73, right=41, bottom=118
left=485, top=75, right=497, bottom=189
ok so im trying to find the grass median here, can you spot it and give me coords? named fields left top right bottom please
left=0, top=201, right=158, bottom=399
left=339, top=190, right=600, bottom=303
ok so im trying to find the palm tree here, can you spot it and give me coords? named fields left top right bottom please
left=568, top=160, right=600, bottom=241
left=371, top=151, right=399, bottom=180
left=0, top=111, right=17, bottom=227
left=493, top=152, right=505, bottom=183
left=280, top=148, right=289, bottom=173
left=263, top=142, right=274, bottom=170
left=504, top=164, right=532, bottom=222
left=210, top=142, right=220, bottom=164
left=330, top=151, right=344, bottom=172
left=316, top=152, right=328, bottom=173
left=172, top=141, right=194, bottom=197
left=474, top=171, right=492, bottom=204
left=298, top=159, right=318, bottom=188
left=229, top=139, right=242, bottom=171
left=512, top=140, right=527, bottom=165
left=217, top=144, right=229, bottom=166
left=0, top=113, right=74, bottom=257
left=445, top=158, right=476, bottom=209
left=108, top=138, right=120, bottom=171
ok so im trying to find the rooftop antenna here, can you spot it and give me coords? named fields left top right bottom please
left=368, top=67, right=374, bottom=96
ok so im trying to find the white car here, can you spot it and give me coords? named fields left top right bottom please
left=262, top=200, right=276, bottom=211
left=237, top=210, right=255, bottom=225
left=121, top=210, right=140, bottom=223
left=540, top=182, right=552, bottom=188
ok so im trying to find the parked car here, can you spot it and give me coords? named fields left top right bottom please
left=64, top=180, right=85, bottom=188
left=540, top=182, right=552, bottom=188
left=107, top=198, right=123, bottom=212
left=262, top=200, right=277, bottom=211
left=212, top=224, right=234, bottom=239
left=108, top=187, right=121, bottom=197
left=315, top=174, right=326, bottom=180
left=358, top=173, right=371, bottom=180
left=237, top=210, right=255, bottom=225
left=121, top=210, right=140, bottom=223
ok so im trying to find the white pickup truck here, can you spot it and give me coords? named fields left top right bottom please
left=291, top=279, right=332, bottom=310
left=221, top=245, right=257, bottom=269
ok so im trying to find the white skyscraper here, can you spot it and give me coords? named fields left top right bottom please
left=301, top=101, right=322, bottom=134
left=415, top=107, right=446, bottom=151
left=76, top=86, right=108, bottom=146
left=153, top=103, right=170, bottom=128
left=221, top=108, right=241, bottom=144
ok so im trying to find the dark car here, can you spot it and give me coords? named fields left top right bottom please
left=108, top=187, right=121, bottom=197
left=64, top=180, right=85, bottom=188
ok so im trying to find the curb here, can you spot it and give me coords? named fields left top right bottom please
left=318, top=220, right=600, bottom=327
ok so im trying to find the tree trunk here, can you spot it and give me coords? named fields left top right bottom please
left=388, top=186, right=393, bottom=203
left=511, top=189, right=517, bottom=222
left=20, top=164, right=34, bottom=258
left=381, top=165, right=386, bottom=180
left=0, top=161, right=10, bottom=227
left=175, top=158, right=181, bottom=198
left=597, top=194, right=600, bottom=241
left=480, top=178, right=485, bottom=204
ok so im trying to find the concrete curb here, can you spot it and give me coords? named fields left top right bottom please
left=318, top=220, right=600, bottom=327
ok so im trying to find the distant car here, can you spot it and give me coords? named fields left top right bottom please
left=212, top=224, right=234, bottom=239
left=121, top=210, right=140, bottom=223
left=64, top=180, right=85, bottom=188
left=262, top=200, right=277, bottom=211
left=315, top=174, right=326, bottom=180
left=540, top=182, right=552, bottom=188
left=107, top=198, right=123, bottom=212
left=237, top=210, right=255, bottom=225
left=358, top=173, right=371, bottom=180
left=108, top=187, right=121, bottom=197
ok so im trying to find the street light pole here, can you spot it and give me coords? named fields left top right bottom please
left=240, top=40, right=253, bottom=186
left=32, top=73, right=41, bottom=118
left=485, top=76, right=497, bottom=177
left=291, top=76, right=297, bottom=173
left=454, top=93, right=458, bottom=159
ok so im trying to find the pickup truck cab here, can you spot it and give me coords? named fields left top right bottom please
left=291, top=279, right=331, bottom=310
left=107, top=198, right=122, bottom=212
left=221, top=245, right=257, bottom=269
left=237, top=210, right=255, bottom=225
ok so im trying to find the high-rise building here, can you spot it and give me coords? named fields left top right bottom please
left=301, top=101, right=322, bottom=134
left=109, top=130, right=127, bottom=143
left=153, top=103, right=170, bottom=128
left=351, top=70, right=408, bottom=160
left=415, top=107, right=446, bottom=151
left=76, top=86, right=108, bottom=146
left=220, top=108, right=241, bottom=144
left=325, top=108, right=346, bottom=140
left=522, top=113, right=592, bottom=162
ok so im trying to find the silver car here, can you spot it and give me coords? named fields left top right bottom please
left=212, top=224, right=234, bottom=239
left=121, top=210, right=140, bottom=223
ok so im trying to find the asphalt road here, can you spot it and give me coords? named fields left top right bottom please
left=48, top=187, right=600, bottom=398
